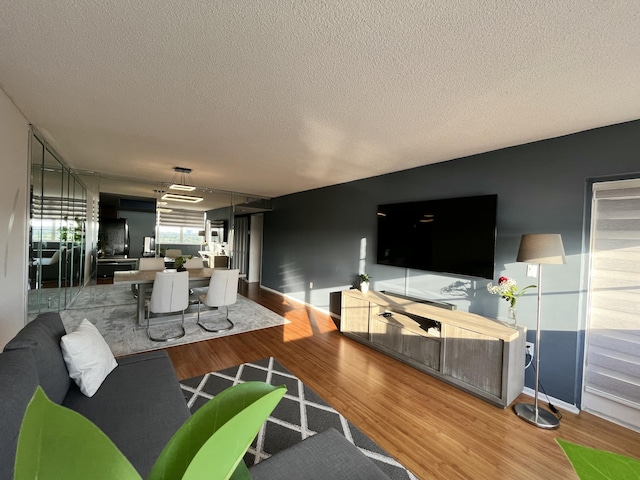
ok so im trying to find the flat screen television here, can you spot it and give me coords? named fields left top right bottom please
left=376, top=194, right=497, bottom=279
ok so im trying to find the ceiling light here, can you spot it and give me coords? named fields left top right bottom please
left=162, top=192, right=203, bottom=203
left=169, top=183, right=196, bottom=191
left=157, top=207, right=173, bottom=213
left=169, top=167, right=197, bottom=192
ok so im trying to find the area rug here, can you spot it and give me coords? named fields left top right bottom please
left=60, top=284, right=289, bottom=357
left=180, top=357, right=417, bottom=480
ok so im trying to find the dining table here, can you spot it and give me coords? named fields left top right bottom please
left=113, top=267, right=214, bottom=326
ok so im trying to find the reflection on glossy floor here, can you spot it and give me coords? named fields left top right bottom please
left=166, top=282, right=640, bottom=480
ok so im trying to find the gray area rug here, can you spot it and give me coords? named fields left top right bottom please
left=181, top=357, right=417, bottom=480
left=60, top=284, right=289, bottom=357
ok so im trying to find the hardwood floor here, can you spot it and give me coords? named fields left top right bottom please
left=166, top=283, right=640, bottom=479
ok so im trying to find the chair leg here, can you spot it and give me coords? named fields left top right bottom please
left=147, top=308, right=186, bottom=342
left=197, top=303, right=234, bottom=332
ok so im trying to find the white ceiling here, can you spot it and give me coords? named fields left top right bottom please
left=2, top=1, right=639, bottom=202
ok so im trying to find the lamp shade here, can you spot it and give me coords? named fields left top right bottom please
left=517, top=234, right=566, bottom=265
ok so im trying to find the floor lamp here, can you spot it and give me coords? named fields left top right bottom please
left=513, top=233, right=566, bottom=429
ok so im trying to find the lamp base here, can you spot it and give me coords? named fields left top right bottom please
left=513, top=403, right=560, bottom=429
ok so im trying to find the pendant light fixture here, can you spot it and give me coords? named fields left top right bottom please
left=162, top=167, right=203, bottom=203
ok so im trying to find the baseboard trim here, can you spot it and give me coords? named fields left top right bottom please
left=520, top=387, right=580, bottom=414
left=259, top=285, right=338, bottom=319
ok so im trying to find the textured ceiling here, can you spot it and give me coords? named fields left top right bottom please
left=1, top=1, right=639, bottom=202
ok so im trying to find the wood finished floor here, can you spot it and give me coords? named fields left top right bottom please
left=166, top=283, right=640, bottom=480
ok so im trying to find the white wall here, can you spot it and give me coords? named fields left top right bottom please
left=79, top=174, right=101, bottom=284
left=0, top=89, right=29, bottom=348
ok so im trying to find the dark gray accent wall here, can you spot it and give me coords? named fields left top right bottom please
left=262, top=119, right=640, bottom=406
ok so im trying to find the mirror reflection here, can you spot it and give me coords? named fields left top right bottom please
left=29, top=131, right=88, bottom=316
left=28, top=132, right=272, bottom=317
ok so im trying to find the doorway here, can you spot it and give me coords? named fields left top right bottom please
left=230, top=214, right=263, bottom=283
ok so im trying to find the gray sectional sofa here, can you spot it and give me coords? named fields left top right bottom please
left=1, top=312, right=189, bottom=479
left=0, top=312, right=390, bottom=479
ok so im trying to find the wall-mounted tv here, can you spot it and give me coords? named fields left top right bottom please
left=376, top=194, right=497, bottom=279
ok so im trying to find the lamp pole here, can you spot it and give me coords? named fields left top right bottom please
left=533, top=264, right=543, bottom=419
left=513, top=234, right=565, bottom=429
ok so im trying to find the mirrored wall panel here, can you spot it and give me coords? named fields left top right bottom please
left=28, top=129, right=87, bottom=316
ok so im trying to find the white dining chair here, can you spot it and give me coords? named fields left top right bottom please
left=197, top=269, right=240, bottom=332
left=165, top=249, right=182, bottom=259
left=138, top=257, right=165, bottom=270
left=183, top=257, right=205, bottom=302
left=133, top=257, right=166, bottom=298
left=184, top=257, right=204, bottom=269
left=146, top=270, right=189, bottom=342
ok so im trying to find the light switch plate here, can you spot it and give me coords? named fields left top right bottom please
left=526, top=264, right=538, bottom=278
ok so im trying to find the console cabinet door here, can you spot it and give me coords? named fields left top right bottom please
left=370, top=310, right=441, bottom=371
left=443, top=325, right=503, bottom=397
left=370, top=311, right=403, bottom=351
left=341, top=295, right=370, bottom=339
left=401, top=330, right=441, bottom=371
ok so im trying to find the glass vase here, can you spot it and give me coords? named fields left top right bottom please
left=507, top=306, right=517, bottom=327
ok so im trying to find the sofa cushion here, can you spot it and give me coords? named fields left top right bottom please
left=3, top=312, right=71, bottom=404
left=249, top=428, right=391, bottom=480
left=0, top=349, right=39, bottom=480
left=62, top=350, right=190, bottom=477
left=60, top=319, right=117, bottom=397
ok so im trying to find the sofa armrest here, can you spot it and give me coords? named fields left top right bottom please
left=248, top=428, right=391, bottom=480
left=3, top=312, right=71, bottom=403
left=0, top=349, right=40, bottom=480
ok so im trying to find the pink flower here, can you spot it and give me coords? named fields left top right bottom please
left=487, top=276, right=536, bottom=308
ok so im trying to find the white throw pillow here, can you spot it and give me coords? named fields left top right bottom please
left=60, top=319, right=117, bottom=397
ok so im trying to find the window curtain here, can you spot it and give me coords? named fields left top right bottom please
left=583, top=178, right=640, bottom=428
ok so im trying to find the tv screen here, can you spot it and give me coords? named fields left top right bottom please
left=376, top=194, right=497, bottom=279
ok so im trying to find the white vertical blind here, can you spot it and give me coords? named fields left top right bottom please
left=158, top=208, right=204, bottom=228
left=32, top=195, right=87, bottom=219
left=584, top=178, right=640, bottom=430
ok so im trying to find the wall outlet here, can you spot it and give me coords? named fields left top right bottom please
left=526, top=342, right=535, bottom=359
left=309, top=281, right=313, bottom=289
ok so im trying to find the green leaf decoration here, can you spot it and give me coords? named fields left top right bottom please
left=557, top=438, right=640, bottom=480
left=15, top=382, right=285, bottom=480
left=14, top=386, right=141, bottom=480
left=148, top=381, right=286, bottom=480
left=228, top=461, right=252, bottom=480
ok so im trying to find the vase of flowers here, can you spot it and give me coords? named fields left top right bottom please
left=487, top=276, right=536, bottom=326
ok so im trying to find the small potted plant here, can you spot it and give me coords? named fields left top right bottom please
left=359, top=273, right=371, bottom=293
left=173, top=255, right=193, bottom=271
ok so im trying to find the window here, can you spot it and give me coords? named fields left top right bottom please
left=157, top=209, right=204, bottom=245
left=583, top=178, right=640, bottom=429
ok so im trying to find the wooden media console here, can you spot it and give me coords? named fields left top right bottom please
left=340, top=290, right=526, bottom=408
